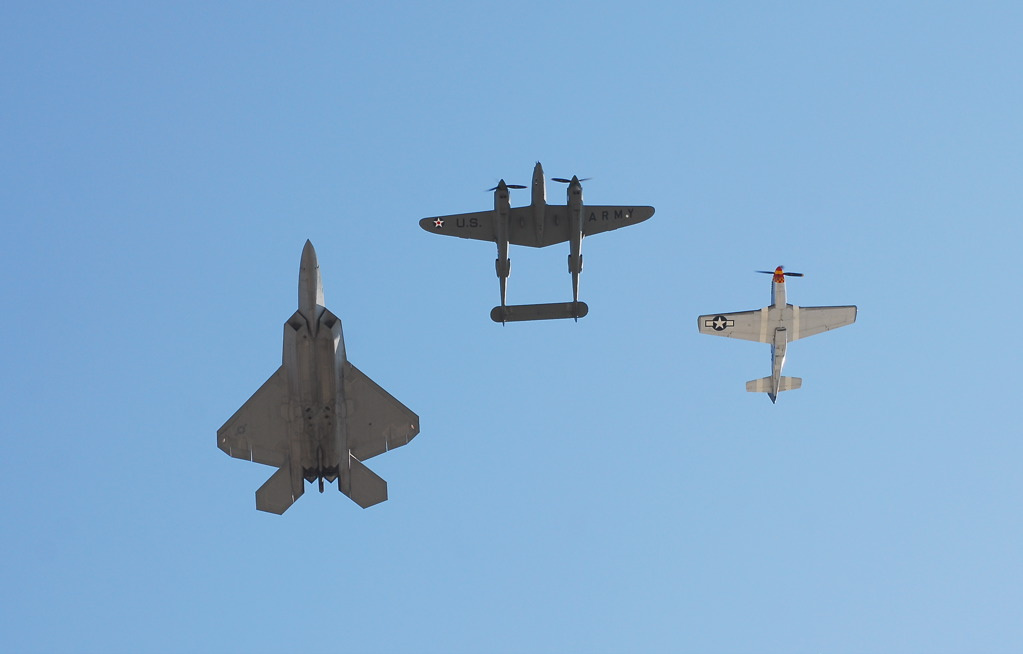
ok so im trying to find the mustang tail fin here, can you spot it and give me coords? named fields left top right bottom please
left=340, top=453, right=388, bottom=509
left=745, top=376, right=802, bottom=393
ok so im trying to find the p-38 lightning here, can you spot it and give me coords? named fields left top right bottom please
left=218, top=241, right=420, bottom=513
left=697, top=267, right=857, bottom=403
left=420, top=162, right=655, bottom=322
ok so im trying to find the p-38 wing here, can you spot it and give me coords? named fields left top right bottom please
left=420, top=205, right=655, bottom=248
left=698, top=306, right=858, bottom=343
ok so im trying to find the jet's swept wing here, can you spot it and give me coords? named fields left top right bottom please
left=698, top=309, right=771, bottom=343
left=217, top=367, right=290, bottom=467
left=343, top=361, right=420, bottom=461
left=790, top=305, right=857, bottom=341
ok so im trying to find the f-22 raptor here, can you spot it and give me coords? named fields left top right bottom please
left=218, top=241, right=420, bottom=513
left=697, top=266, right=857, bottom=403
left=420, top=162, right=654, bottom=323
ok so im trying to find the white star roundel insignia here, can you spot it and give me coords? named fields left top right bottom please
left=705, top=315, right=735, bottom=331
left=433, top=218, right=444, bottom=228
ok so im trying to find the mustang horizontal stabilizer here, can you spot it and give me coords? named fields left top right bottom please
left=746, top=376, right=802, bottom=393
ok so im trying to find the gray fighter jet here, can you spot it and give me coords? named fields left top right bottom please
left=419, top=162, right=655, bottom=322
left=218, top=241, right=420, bottom=513
left=697, top=266, right=857, bottom=403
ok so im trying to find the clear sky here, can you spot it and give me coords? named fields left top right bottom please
left=2, top=2, right=1021, bottom=653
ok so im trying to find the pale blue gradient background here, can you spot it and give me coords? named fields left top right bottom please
left=2, top=3, right=1021, bottom=653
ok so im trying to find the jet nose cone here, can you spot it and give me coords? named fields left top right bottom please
left=299, top=239, right=323, bottom=312
left=302, top=239, right=317, bottom=266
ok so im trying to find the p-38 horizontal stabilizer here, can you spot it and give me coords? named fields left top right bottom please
left=491, top=301, right=588, bottom=323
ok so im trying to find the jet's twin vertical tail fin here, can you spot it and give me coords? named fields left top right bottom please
left=341, top=454, right=388, bottom=509
left=745, top=376, right=802, bottom=393
left=255, top=466, right=302, bottom=515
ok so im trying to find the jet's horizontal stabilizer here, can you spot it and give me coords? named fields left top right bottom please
left=746, top=376, right=802, bottom=393
left=490, top=301, right=588, bottom=323
left=341, top=454, right=388, bottom=509
left=256, top=466, right=301, bottom=515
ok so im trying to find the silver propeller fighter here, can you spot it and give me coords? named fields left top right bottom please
left=218, top=241, right=420, bottom=513
left=420, top=162, right=655, bottom=322
left=697, top=266, right=857, bottom=403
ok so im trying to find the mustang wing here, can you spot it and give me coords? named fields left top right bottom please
left=344, top=361, right=420, bottom=461
left=792, top=305, right=857, bottom=341
left=697, top=309, right=771, bottom=343
left=217, top=367, right=291, bottom=467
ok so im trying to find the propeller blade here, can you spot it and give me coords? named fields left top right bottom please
left=482, top=182, right=523, bottom=192
left=486, top=183, right=527, bottom=191
left=755, top=269, right=805, bottom=277
left=551, top=177, right=592, bottom=184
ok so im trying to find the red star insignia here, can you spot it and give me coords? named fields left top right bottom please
left=433, top=218, right=444, bottom=228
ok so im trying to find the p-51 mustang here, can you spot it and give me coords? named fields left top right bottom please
left=419, top=162, right=654, bottom=322
left=697, top=267, right=857, bottom=403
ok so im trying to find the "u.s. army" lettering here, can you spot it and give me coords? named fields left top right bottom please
left=588, top=209, right=632, bottom=222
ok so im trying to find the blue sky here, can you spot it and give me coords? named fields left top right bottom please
left=2, top=2, right=1021, bottom=652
